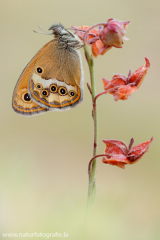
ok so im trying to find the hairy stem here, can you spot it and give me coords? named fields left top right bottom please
left=88, top=154, right=109, bottom=174
left=83, top=23, right=106, bottom=42
left=93, top=86, right=118, bottom=108
left=84, top=43, right=98, bottom=215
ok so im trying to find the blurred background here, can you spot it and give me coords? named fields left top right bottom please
left=0, top=0, right=160, bottom=239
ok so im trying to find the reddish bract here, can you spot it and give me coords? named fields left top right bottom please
left=102, top=137, right=153, bottom=169
left=102, top=57, right=150, bottom=101
left=72, top=25, right=109, bottom=57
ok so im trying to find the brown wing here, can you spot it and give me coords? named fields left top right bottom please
left=12, top=41, right=53, bottom=116
left=28, top=40, right=83, bottom=109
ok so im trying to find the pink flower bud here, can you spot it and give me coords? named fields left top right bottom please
left=99, top=19, right=130, bottom=48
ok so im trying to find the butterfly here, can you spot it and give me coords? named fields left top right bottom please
left=12, top=23, right=84, bottom=116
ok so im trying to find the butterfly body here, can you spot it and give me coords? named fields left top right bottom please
left=12, top=23, right=84, bottom=116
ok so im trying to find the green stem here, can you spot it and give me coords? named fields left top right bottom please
left=84, top=43, right=98, bottom=215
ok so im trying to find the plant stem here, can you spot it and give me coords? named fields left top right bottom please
left=84, top=43, right=98, bottom=215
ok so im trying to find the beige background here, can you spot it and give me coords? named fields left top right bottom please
left=0, top=0, right=159, bottom=239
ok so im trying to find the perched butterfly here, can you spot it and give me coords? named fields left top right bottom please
left=12, top=23, right=84, bottom=116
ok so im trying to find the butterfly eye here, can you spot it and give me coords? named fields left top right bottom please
left=69, top=91, right=75, bottom=97
left=50, top=84, right=57, bottom=93
left=36, top=67, right=43, bottom=74
left=23, top=93, right=31, bottom=102
left=58, top=87, right=67, bottom=96
left=35, top=83, right=42, bottom=89
left=41, top=89, right=49, bottom=97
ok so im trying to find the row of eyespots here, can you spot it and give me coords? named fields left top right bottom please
left=35, top=83, right=76, bottom=98
left=21, top=67, right=43, bottom=102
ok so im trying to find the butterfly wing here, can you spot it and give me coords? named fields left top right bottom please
left=28, top=40, right=83, bottom=110
left=12, top=41, right=52, bottom=116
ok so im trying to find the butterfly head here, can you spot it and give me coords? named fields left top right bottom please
left=48, top=23, right=66, bottom=36
left=48, top=23, right=81, bottom=47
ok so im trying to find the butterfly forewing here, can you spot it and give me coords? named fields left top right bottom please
left=28, top=40, right=83, bottom=109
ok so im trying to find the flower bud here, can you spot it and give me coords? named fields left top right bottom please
left=99, top=18, right=130, bottom=48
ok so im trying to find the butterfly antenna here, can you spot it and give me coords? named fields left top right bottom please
left=33, top=25, right=53, bottom=35
left=39, top=25, right=52, bottom=34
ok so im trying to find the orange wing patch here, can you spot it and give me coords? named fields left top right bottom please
left=12, top=41, right=53, bottom=115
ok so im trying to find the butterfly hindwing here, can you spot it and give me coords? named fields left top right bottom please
left=12, top=41, right=53, bottom=116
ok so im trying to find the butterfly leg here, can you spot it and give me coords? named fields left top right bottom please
left=67, top=42, right=84, bottom=49
left=75, top=44, right=84, bottom=49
